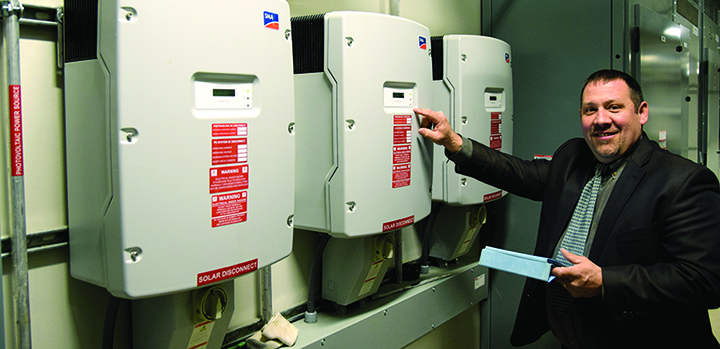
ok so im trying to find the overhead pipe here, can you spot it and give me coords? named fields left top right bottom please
left=2, top=1, right=32, bottom=348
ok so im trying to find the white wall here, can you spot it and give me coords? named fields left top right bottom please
left=0, top=1, right=481, bottom=348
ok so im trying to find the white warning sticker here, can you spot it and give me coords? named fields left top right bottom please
left=474, top=273, right=486, bottom=290
left=458, top=225, right=478, bottom=255
left=187, top=320, right=214, bottom=349
left=359, top=260, right=384, bottom=296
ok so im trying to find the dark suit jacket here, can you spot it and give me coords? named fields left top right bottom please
left=452, top=134, right=720, bottom=348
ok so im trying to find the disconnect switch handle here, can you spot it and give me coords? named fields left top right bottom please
left=194, top=285, right=229, bottom=322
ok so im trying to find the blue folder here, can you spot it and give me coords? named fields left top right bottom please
left=478, top=246, right=559, bottom=282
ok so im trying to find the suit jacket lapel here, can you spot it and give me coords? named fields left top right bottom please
left=589, top=135, right=653, bottom=261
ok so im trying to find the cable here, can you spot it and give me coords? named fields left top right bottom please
left=102, top=295, right=122, bottom=349
left=305, top=233, right=331, bottom=323
left=420, top=202, right=442, bottom=273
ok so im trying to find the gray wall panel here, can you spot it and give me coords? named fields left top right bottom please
left=481, top=1, right=615, bottom=348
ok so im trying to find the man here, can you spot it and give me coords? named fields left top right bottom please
left=415, top=69, right=720, bottom=348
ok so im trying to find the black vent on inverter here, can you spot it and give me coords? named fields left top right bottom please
left=291, top=14, right=326, bottom=74
left=431, top=36, right=444, bottom=81
left=64, top=0, right=99, bottom=63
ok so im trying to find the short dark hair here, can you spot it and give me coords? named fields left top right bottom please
left=581, top=69, right=644, bottom=112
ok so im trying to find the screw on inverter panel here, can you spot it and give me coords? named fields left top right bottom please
left=121, top=7, right=137, bottom=22
left=461, top=54, right=467, bottom=62
left=346, top=201, right=356, bottom=213
left=345, top=37, right=354, bottom=47
left=121, top=128, right=139, bottom=143
left=125, top=247, right=142, bottom=263
left=287, top=215, right=294, bottom=228
left=288, top=122, right=295, bottom=134
left=461, top=116, right=468, bottom=125
left=346, top=119, right=355, bottom=130
left=285, top=29, right=291, bottom=41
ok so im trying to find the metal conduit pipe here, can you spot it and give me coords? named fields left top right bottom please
left=389, top=0, right=399, bottom=16
left=394, top=229, right=403, bottom=282
left=2, top=1, right=31, bottom=348
left=699, top=0, right=708, bottom=166
left=260, top=266, right=273, bottom=323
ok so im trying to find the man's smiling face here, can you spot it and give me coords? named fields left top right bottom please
left=580, top=79, right=648, bottom=163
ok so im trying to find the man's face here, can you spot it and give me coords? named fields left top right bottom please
left=580, top=79, right=648, bottom=163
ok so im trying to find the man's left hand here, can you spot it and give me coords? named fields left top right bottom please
left=552, top=248, right=603, bottom=298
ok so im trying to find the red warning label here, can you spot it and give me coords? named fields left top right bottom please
left=483, top=190, right=503, bottom=202
left=394, top=114, right=411, bottom=125
left=210, top=165, right=249, bottom=194
left=211, top=191, right=248, bottom=227
left=211, top=191, right=247, bottom=217
left=489, top=135, right=502, bottom=150
left=212, top=123, right=248, bottom=137
left=490, top=120, right=500, bottom=134
left=392, top=145, right=411, bottom=164
left=212, top=212, right=247, bottom=228
left=197, top=259, right=258, bottom=286
left=392, top=114, right=412, bottom=188
left=490, top=112, right=502, bottom=150
left=212, top=138, right=248, bottom=165
left=10, top=85, right=23, bottom=177
left=392, top=164, right=411, bottom=188
left=382, top=215, right=414, bottom=232
left=210, top=124, right=250, bottom=227
left=490, top=112, right=502, bottom=134
left=393, top=126, right=412, bottom=145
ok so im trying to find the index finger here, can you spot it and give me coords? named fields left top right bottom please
left=413, top=108, right=442, bottom=123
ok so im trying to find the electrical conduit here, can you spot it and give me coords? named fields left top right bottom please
left=3, top=1, right=31, bottom=348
